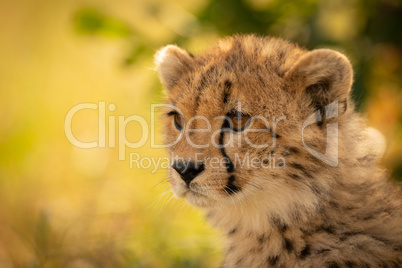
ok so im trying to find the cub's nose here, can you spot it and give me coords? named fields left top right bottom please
left=171, top=161, right=205, bottom=186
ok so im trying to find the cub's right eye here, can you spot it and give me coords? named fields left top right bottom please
left=167, top=111, right=184, bottom=131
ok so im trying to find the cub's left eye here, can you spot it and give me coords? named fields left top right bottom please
left=167, top=111, right=184, bottom=131
left=228, top=111, right=251, bottom=132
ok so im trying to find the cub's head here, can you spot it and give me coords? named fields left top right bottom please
left=155, top=35, right=353, bottom=212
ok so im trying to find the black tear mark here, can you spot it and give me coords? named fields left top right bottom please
left=219, top=118, right=234, bottom=173
left=284, top=238, right=293, bottom=252
left=268, top=255, right=278, bottom=266
left=225, top=175, right=240, bottom=194
left=219, top=114, right=240, bottom=194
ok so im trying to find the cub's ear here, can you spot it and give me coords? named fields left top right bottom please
left=284, top=49, right=353, bottom=111
left=154, top=45, right=193, bottom=91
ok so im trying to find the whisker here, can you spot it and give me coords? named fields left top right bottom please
left=146, top=184, right=172, bottom=211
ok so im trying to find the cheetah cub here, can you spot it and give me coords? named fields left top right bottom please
left=155, top=35, right=402, bottom=267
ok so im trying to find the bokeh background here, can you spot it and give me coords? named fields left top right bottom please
left=0, top=0, right=401, bottom=267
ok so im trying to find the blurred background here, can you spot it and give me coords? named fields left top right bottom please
left=0, top=0, right=401, bottom=267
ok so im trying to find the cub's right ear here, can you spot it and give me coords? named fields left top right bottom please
left=284, top=49, right=353, bottom=111
left=154, top=45, right=193, bottom=91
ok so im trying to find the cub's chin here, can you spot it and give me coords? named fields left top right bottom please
left=184, top=191, right=217, bottom=208
left=170, top=183, right=217, bottom=208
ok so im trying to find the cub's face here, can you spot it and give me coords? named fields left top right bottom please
left=155, top=36, right=353, bottom=209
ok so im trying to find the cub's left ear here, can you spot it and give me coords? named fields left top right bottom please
left=154, top=45, right=194, bottom=91
left=284, top=49, right=353, bottom=112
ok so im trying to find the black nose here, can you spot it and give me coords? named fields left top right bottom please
left=172, top=161, right=205, bottom=186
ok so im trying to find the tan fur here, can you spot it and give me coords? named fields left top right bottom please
left=155, top=35, right=402, bottom=267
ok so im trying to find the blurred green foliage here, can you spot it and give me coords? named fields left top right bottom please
left=0, top=0, right=401, bottom=267
left=74, top=8, right=132, bottom=38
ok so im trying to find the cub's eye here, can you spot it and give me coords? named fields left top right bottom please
left=228, top=111, right=251, bottom=132
left=168, top=111, right=184, bottom=131
left=174, top=113, right=184, bottom=130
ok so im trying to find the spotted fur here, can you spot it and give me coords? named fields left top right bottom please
left=155, top=35, right=402, bottom=267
